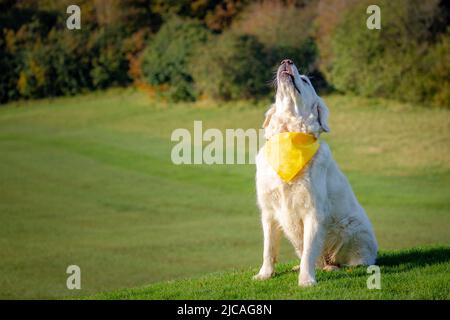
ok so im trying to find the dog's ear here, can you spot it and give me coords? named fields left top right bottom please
left=262, top=104, right=276, bottom=128
left=316, top=98, right=330, bottom=133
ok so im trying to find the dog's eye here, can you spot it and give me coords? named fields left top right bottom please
left=301, top=78, right=309, bottom=85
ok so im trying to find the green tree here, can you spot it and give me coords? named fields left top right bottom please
left=329, top=0, right=449, bottom=107
left=190, top=32, right=269, bottom=100
left=140, top=17, right=210, bottom=101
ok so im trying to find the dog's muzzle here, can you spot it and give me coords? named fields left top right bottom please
left=277, top=59, right=301, bottom=95
left=278, top=59, right=294, bottom=81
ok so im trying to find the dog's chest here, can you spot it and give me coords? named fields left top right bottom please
left=257, top=150, right=314, bottom=217
left=277, top=176, right=312, bottom=211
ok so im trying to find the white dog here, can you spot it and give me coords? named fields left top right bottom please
left=254, top=59, right=378, bottom=286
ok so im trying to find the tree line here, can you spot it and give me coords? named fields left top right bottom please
left=0, top=0, right=448, bottom=107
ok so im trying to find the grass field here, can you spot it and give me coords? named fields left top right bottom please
left=0, top=89, right=449, bottom=299
left=91, top=246, right=450, bottom=299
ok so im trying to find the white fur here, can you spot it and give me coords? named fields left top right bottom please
left=254, top=61, right=377, bottom=287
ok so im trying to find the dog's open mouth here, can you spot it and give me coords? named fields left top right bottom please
left=279, top=66, right=301, bottom=95
left=280, top=62, right=293, bottom=77
left=281, top=70, right=293, bottom=78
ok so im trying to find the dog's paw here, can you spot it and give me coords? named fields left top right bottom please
left=291, top=265, right=300, bottom=272
left=298, top=277, right=317, bottom=287
left=323, top=265, right=340, bottom=272
left=253, top=272, right=273, bottom=281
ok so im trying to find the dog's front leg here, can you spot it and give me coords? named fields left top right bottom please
left=253, top=216, right=281, bottom=280
left=299, top=214, right=325, bottom=286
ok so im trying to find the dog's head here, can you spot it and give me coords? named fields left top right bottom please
left=263, top=59, right=330, bottom=138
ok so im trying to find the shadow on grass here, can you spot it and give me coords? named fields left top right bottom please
left=377, top=246, right=450, bottom=269
left=273, top=246, right=450, bottom=280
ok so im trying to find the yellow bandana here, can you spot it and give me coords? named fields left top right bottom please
left=264, top=132, right=320, bottom=182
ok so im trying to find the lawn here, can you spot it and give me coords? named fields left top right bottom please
left=91, top=246, right=450, bottom=299
left=0, top=89, right=449, bottom=299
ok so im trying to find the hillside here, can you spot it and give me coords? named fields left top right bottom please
left=91, top=246, right=450, bottom=300
left=0, top=89, right=449, bottom=298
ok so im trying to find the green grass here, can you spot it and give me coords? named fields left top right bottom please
left=0, top=88, right=449, bottom=299
left=91, top=246, right=450, bottom=300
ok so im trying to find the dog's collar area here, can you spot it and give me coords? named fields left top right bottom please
left=264, top=132, right=320, bottom=182
left=265, top=131, right=316, bottom=142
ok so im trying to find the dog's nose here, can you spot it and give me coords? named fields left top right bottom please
left=281, top=59, right=293, bottom=65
